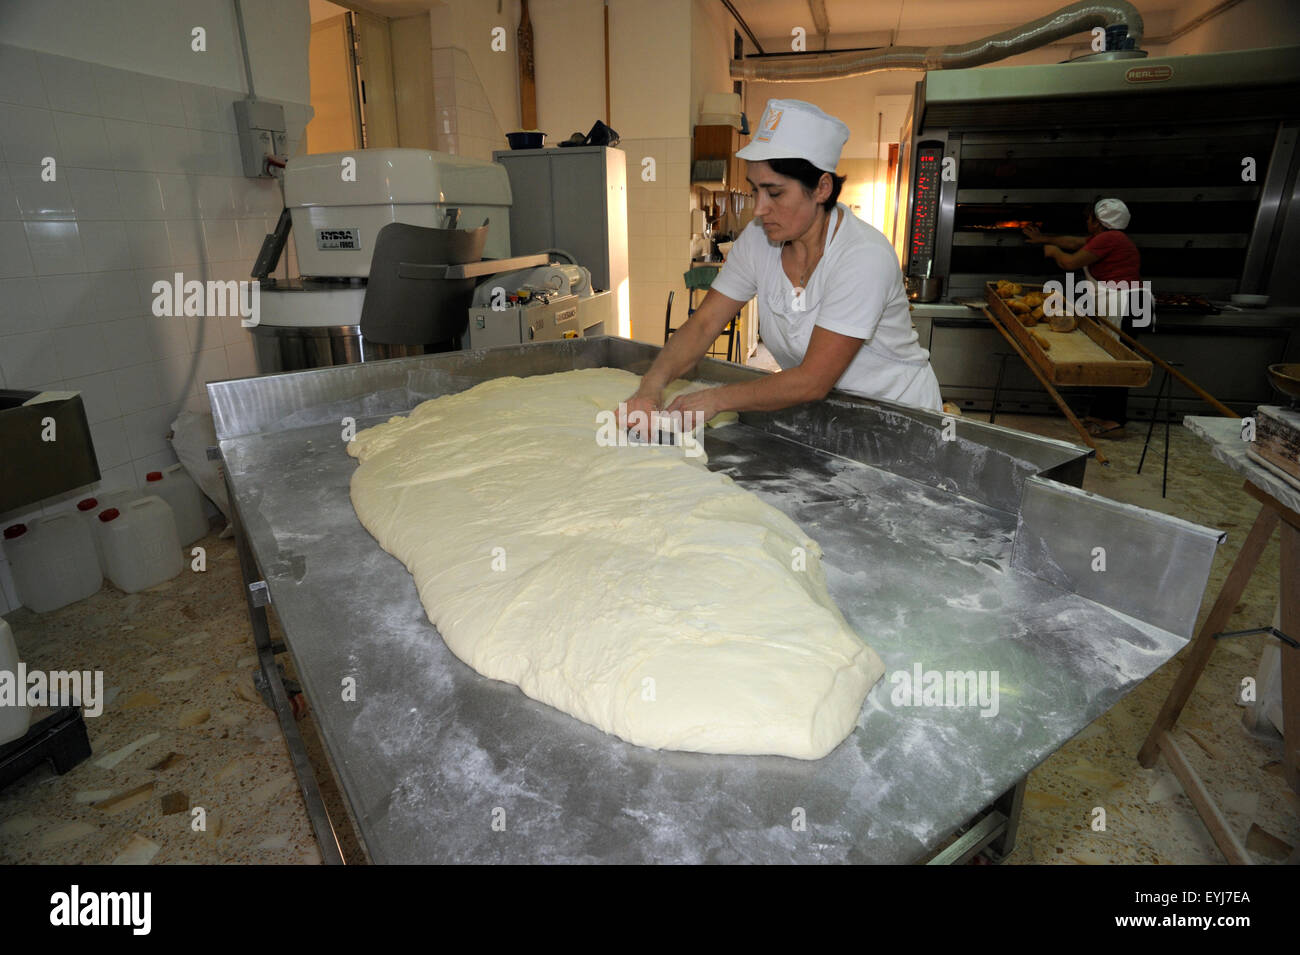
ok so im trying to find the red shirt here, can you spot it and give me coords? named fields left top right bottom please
left=1083, top=229, right=1141, bottom=283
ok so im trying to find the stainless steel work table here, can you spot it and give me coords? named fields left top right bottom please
left=209, top=337, right=1224, bottom=863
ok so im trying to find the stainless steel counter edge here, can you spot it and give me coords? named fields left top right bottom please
left=1012, top=475, right=1226, bottom=639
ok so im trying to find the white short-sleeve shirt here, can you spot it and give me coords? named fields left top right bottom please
left=709, top=203, right=942, bottom=411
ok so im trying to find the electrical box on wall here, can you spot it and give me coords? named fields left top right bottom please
left=233, top=99, right=287, bottom=178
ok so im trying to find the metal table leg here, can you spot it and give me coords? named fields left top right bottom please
left=221, top=460, right=347, bottom=865
left=991, top=775, right=1027, bottom=858
left=924, top=775, right=1028, bottom=864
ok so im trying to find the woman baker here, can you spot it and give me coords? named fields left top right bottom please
left=621, top=98, right=942, bottom=438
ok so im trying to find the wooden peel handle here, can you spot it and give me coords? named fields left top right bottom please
left=518, top=0, right=537, bottom=130
left=1093, top=316, right=1239, bottom=419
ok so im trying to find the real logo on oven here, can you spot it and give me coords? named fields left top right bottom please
left=1125, top=65, right=1173, bottom=84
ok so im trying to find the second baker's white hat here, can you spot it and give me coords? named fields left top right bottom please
left=1094, top=198, right=1131, bottom=230
left=735, top=99, right=849, bottom=172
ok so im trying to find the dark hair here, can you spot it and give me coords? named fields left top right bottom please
left=767, top=157, right=846, bottom=211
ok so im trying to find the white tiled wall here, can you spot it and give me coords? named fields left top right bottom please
left=621, top=136, right=693, bottom=343
left=423, top=53, right=694, bottom=346
left=0, top=43, right=311, bottom=611
left=432, top=46, right=508, bottom=160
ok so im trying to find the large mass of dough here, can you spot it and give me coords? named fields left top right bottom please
left=346, top=368, right=884, bottom=759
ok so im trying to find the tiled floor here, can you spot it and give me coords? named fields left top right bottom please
left=2, top=361, right=1296, bottom=864
left=0, top=533, right=323, bottom=863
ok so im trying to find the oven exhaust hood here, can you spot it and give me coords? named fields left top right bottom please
left=729, top=1, right=1144, bottom=82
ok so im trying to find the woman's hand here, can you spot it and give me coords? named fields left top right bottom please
left=664, top=387, right=724, bottom=430
left=1022, top=224, right=1045, bottom=244
left=618, top=389, right=662, bottom=441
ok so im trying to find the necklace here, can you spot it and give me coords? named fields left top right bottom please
left=785, top=237, right=824, bottom=289
left=785, top=209, right=833, bottom=288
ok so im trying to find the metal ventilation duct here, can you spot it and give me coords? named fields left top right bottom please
left=729, top=1, right=1145, bottom=82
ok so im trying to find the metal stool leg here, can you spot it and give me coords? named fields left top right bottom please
left=1170, top=389, right=1180, bottom=501
left=1137, top=361, right=1181, bottom=498
left=989, top=352, right=1012, bottom=425
left=1138, top=368, right=1169, bottom=475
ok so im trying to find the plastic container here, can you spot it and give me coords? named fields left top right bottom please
left=0, top=616, right=31, bottom=745
left=144, top=465, right=208, bottom=546
left=77, top=487, right=140, bottom=569
left=95, top=497, right=183, bottom=594
left=700, top=93, right=744, bottom=129
left=79, top=487, right=140, bottom=514
left=2, top=514, right=102, bottom=613
left=699, top=111, right=744, bottom=129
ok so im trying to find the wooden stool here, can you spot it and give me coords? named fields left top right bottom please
left=1137, top=479, right=1300, bottom=863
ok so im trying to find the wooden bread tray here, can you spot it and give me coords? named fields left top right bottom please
left=985, top=283, right=1152, bottom=388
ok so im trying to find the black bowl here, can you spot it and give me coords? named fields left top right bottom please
left=506, top=131, right=546, bottom=149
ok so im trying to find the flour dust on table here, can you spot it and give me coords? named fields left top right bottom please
left=346, top=368, right=884, bottom=759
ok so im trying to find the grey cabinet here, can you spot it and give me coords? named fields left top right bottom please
left=492, top=146, right=628, bottom=298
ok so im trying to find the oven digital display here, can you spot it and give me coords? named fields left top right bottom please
left=908, top=145, right=943, bottom=276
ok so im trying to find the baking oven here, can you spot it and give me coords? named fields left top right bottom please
left=897, top=45, right=1300, bottom=415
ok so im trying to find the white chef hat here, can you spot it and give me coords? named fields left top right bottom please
left=735, top=99, right=849, bottom=173
left=1094, top=198, right=1131, bottom=229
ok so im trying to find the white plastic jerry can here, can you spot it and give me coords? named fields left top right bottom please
left=1, top=513, right=102, bottom=613
left=76, top=496, right=106, bottom=570
left=77, top=487, right=140, bottom=570
left=95, top=497, right=183, bottom=593
left=0, top=616, right=32, bottom=745
left=144, top=465, right=208, bottom=546
left=77, top=488, right=140, bottom=525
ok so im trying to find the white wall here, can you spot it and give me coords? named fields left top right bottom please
left=309, top=0, right=347, bottom=22
left=429, top=0, right=520, bottom=136
left=691, top=0, right=734, bottom=126
left=531, top=0, right=705, bottom=145
left=531, top=0, right=607, bottom=144
left=522, top=0, right=698, bottom=343
left=0, top=0, right=312, bottom=611
left=607, top=0, right=693, bottom=342
left=0, top=0, right=309, bottom=104
left=608, top=0, right=692, bottom=140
